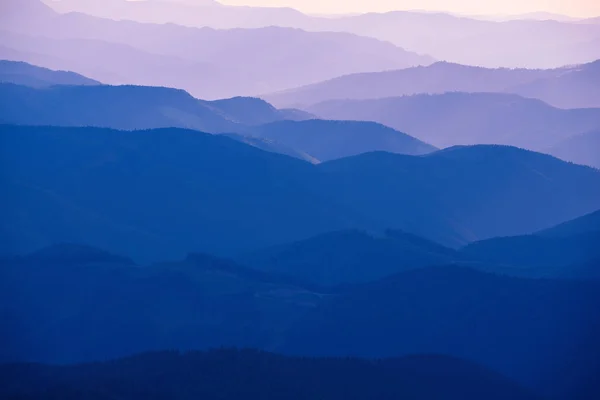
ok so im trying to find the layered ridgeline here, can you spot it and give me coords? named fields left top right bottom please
left=238, top=212, right=600, bottom=287
left=266, top=60, right=600, bottom=109
left=540, top=209, right=600, bottom=237
left=0, top=69, right=435, bottom=161
left=281, top=266, right=600, bottom=398
left=547, top=130, right=600, bottom=170
left=305, top=92, right=600, bottom=152
left=0, top=125, right=350, bottom=261
left=0, top=350, right=539, bottom=400
left=1, top=242, right=599, bottom=398
left=0, top=0, right=432, bottom=99
left=0, top=245, right=323, bottom=363
left=2, top=125, right=600, bottom=261
left=0, top=59, right=100, bottom=87
left=41, top=0, right=600, bottom=69
left=461, top=209, right=600, bottom=279
left=314, top=146, right=600, bottom=248
left=239, top=120, right=436, bottom=162
left=0, top=81, right=308, bottom=133
left=237, top=230, right=461, bottom=287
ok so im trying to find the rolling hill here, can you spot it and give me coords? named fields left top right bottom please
left=1, top=242, right=597, bottom=398
left=0, top=59, right=99, bottom=87
left=265, top=61, right=563, bottom=108
left=461, top=232, right=600, bottom=277
left=0, top=125, right=361, bottom=261
left=282, top=266, right=600, bottom=397
left=2, top=125, right=599, bottom=259
left=316, top=145, right=600, bottom=247
left=512, top=60, right=600, bottom=109
left=538, top=209, right=600, bottom=237
left=1, top=0, right=433, bottom=99
left=314, top=12, right=600, bottom=69
left=42, top=0, right=600, bottom=69
left=0, top=244, right=322, bottom=364
left=0, top=83, right=307, bottom=133
left=265, top=60, right=600, bottom=111
left=307, top=92, right=600, bottom=150
left=547, top=130, right=600, bottom=169
left=237, top=230, right=459, bottom=287
left=241, top=120, right=436, bottom=161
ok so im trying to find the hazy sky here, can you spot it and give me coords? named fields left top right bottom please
left=218, top=0, right=600, bottom=17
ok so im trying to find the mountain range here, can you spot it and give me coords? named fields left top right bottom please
left=0, top=244, right=322, bottom=364
left=512, top=60, right=600, bottom=109
left=237, top=230, right=459, bottom=287
left=266, top=60, right=600, bottom=109
left=0, top=81, right=308, bottom=133
left=462, top=232, right=600, bottom=278
left=2, top=125, right=600, bottom=261
left=1, top=2, right=600, bottom=398
left=0, top=0, right=432, bottom=99
left=0, top=125, right=354, bottom=261
left=540, top=209, right=600, bottom=237
left=6, top=60, right=598, bottom=167
left=547, top=130, right=600, bottom=169
left=239, top=120, right=436, bottom=162
left=0, top=70, right=437, bottom=161
left=281, top=266, right=600, bottom=397
left=0, top=59, right=99, bottom=87
left=239, top=209, right=600, bottom=286
left=2, top=241, right=599, bottom=398
left=306, top=92, right=600, bottom=151
left=40, top=0, right=600, bottom=69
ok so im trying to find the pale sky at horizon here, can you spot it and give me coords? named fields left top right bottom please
left=218, top=0, right=600, bottom=18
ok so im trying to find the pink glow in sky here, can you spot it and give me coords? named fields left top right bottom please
left=218, top=0, right=600, bottom=17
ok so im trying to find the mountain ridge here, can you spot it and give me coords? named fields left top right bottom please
left=306, top=92, right=600, bottom=150
left=0, top=59, right=100, bottom=87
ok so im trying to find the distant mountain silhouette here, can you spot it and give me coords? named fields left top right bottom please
left=44, top=0, right=309, bottom=30
left=282, top=266, right=600, bottom=397
left=265, top=61, right=563, bottom=108
left=0, top=59, right=99, bottom=87
left=538, top=209, right=600, bottom=237
left=0, top=29, right=231, bottom=96
left=241, top=120, right=436, bottom=162
left=512, top=60, right=600, bottom=109
left=0, top=349, right=540, bottom=400
left=547, top=130, right=600, bottom=169
left=266, top=60, right=600, bottom=110
left=307, top=92, right=600, bottom=150
left=0, top=83, right=305, bottom=133
left=41, top=0, right=600, bottom=69
left=2, top=126, right=600, bottom=258
left=313, top=12, right=600, bottom=69
left=238, top=230, right=459, bottom=287
left=316, top=145, right=600, bottom=247
left=1, top=1, right=433, bottom=99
